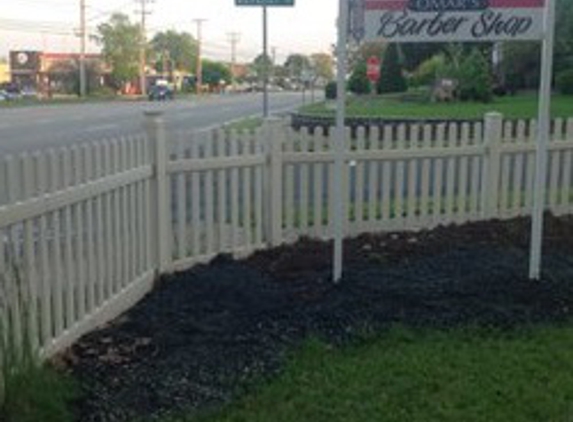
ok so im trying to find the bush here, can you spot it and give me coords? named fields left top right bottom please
left=348, top=61, right=371, bottom=95
left=458, top=48, right=493, bottom=103
left=1, top=270, right=77, bottom=422
left=325, top=81, right=337, bottom=99
left=410, top=54, right=448, bottom=87
left=377, top=44, right=407, bottom=94
left=557, top=69, right=573, bottom=95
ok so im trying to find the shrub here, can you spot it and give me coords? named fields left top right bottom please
left=377, top=44, right=407, bottom=94
left=410, top=54, right=448, bottom=87
left=325, top=81, right=337, bottom=99
left=457, top=48, right=493, bottom=103
left=348, top=61, right=371, bottom=95
left=0, top=269, right=77, bottom=422
left=557, top=69, right=573, bottom=95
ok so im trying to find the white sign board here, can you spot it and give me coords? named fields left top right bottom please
left=350, top=0, right=546, bottom=43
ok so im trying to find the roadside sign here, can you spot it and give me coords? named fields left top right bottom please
left=366, top=56, right=380, bottom=82
left=235, top=0, right=294, bottom=6
left=350, top=0, right=546, bottom=43
left=334, top=0, right=556, bottom=282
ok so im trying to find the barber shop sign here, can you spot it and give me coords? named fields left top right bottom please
left=349, top=0, right=545, bottom=42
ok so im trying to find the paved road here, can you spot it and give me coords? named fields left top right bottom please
left=0, top=92, right=315, bottom=156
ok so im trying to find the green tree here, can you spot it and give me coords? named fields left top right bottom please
left=377, top=44, right=407, bottom=94
left=252, top=53, right=272, bottom=82
left=348, top=41, right=385, bottom=71
left=202, top=60, right=231, bottom=88
left=458, top=48, right=493, bottom=103
left=94, top=13, right=142, bottom=89
left=348, top=60, right=371, bottom=95
left=310, top=52, right=334, bottom=81
left=150, top=30, right=197, bottom=75
left=284, top=53, right=311, bottom=83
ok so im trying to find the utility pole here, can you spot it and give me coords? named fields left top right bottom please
left=228, top=31, right=241, bottom=92
left=262, top=5, right=269, bottom=117
left=79, top=0, right=87, bottom=97
left=135, top=0, right=152, bottom=97
left=193, top=19, right=207, bottom=95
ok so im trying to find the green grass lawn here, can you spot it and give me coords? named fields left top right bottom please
left=301, top=93, right=573, bottom=120
left=163, top=325, right=573, bottom=422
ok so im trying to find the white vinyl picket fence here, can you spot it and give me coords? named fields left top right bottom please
left=1, top=111, right=572, bottom=359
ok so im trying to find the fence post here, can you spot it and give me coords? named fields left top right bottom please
left=144, top=111, right=171, bottom=274
left=482, top=112, right=503, bottom=219
left=264, top=117, right=284, bottom=247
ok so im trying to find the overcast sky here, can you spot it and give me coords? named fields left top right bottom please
left=0, top=0, right=337, bottom=64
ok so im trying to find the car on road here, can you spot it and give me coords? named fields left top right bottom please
left=148, top=84, right=174, bottom=101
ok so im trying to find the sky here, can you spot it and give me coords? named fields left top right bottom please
left=0, top=0, right=337, bottom=65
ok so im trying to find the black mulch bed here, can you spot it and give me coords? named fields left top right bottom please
left=61, top=215, right=573, bottom=422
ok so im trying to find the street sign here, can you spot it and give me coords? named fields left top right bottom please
left=366, top=56, right=380, bottom=82
left=235, top=0, right=294, bottom=6
left=349, top=0, right=546, bottom=43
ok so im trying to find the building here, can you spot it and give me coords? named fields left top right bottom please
left=9, top=50, right=108, bottom=95
left=0, top=62, right=9, bottom=84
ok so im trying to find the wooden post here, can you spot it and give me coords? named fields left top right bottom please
left=144, top=111, right=171, bottom=274
left=482, top=112, right=503, bottom=219
left=264, top=118, right=284, bottom=247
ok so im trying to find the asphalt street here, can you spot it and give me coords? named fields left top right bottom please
left=0, top=92, right=314, bottom=156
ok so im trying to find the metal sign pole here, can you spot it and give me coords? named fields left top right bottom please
left=529, top=0, right=557, bottom=280
left=333, top=0, right=349, bottom=282
left=263, top=5, right=269, bottom=118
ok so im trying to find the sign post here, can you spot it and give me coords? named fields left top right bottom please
left=236, top=0, right=295, bottom=118
left=333, top=0, right=350, bottom=282
left=530, top=0, right=556, bottom=280
left=333, top=0, right=554, bottom=282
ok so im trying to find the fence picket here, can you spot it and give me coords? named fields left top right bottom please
left=367, top=126, right=380, bottom=225
left=230, top=132, right=240, bottom=250
left=565, top=119, right=573, bottom=212
left=241, top=133, right=253, bottom=248
left=22, top=153, right=39, bottom=350
left=94, top=142, right=105, bottom=308
left=191, top=135, right=202, bottom=257
left=35, top=152, right=52, bottom=346
left=470, top=123, right=482, bottom=219
left=525, top=120, right=537, bottom=213
left=285, top=133, right=295, bottom=238
left=204, top=133, right=215, bottom=255
left=254, top=131, right=263, bottom=246
left=394, top=125, right=406, bottom=227
left=549, top=120, right=562, bottom=209
left=432, top=125, right=445, bottom=224
left=512, top=121, right=526, bottom=216
left=46, top=150, right=64, bottom=339
left=457, top=123, right=470, bottom=223
left=406, top=125, right=419, bottom=226
left=176, top=136, right=187, bottom=259
left=5, top=155, right=23, bottom=353
left=312, top=127, right=324, bottom=238
left=216, top=131, right=227, bottom=252
left=60, top=148, right=76, bottom=330
left=419, top=125, right=432, bottom=225
left=444, top=124, right=457, bottom=222
left=300, top=128, right=310, bottom=234
left=70, top=146, right=85, bottom=322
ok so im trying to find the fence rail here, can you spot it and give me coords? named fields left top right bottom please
left=1, top=112, right=572, bottom=359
